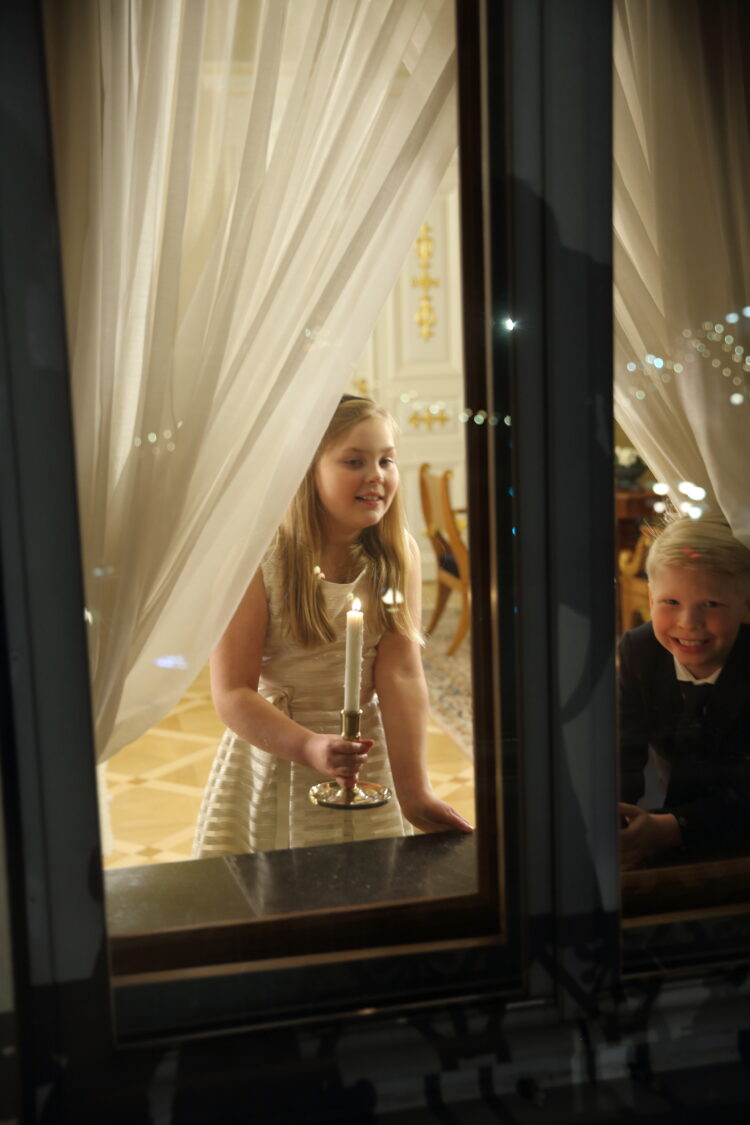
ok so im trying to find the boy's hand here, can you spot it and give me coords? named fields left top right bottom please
left=619, top=802, right=681, bottom=869
left=303, top=734, right=373, bottom=787
left=401, top=793, right=473, bottom=834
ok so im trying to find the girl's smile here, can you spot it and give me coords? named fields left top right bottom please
left=314, top=416, right=398, bottom=540
left=648, top=564, right=750, bottom=679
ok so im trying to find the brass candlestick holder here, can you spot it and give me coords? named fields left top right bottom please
left=308, top=709, right=392, bottom=809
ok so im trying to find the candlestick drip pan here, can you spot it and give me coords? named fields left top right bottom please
left=309, top=780, right=393, bottom=809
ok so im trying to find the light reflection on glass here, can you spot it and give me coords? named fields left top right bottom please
left=154, top=654, right=189, bottom=669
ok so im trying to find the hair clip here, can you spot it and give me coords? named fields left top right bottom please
left=313, top=565, right=325, bottom=581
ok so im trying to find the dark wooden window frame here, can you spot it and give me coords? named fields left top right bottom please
left=100, top=0, right=516, bottom=995
left=1, top=0, right=525, bottom=1048
left=6, top=2, right=750, bottom=1113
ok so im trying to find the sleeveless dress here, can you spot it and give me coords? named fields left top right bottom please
left=193, top=550, right=412, bottom=857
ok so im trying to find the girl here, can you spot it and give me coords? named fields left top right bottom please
left=194, top=396, right=472, bottom=856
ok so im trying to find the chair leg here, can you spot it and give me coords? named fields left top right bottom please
left=446, top=592, right=470, bottom=655
left=426, top=581, right=452, bottom=636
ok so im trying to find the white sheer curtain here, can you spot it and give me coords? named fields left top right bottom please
left=44, top=0, right=457, bottom=762
left=614, top=0, right=750, bottom=544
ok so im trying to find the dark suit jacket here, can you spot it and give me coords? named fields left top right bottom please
left=619, top=622, right=750, bottom=856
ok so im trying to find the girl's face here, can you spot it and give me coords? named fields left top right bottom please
left=314, top=415, right=399, bottom=541
left=648, top=564, right=750, bottom=679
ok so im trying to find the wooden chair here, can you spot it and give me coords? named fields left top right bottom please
left=419, top=463, right=471, bottom=654
left=618, top=526, right=654, bottom=634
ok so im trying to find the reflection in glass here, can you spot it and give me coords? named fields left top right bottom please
left=43, top=3, right=477, bottom=886
left=43, top=0, right=460, bottom=768
left=614, top=0, right=750, bottom=918
left=98, top=155, right=475, bottom=873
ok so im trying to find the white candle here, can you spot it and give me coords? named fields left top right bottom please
left=343, top=597, right=364, bottom=714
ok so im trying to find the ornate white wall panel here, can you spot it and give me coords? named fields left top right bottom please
left=350, top=158, right=466, bottom=580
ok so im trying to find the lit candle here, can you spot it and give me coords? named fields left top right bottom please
left=343, top=597, right=364, bottom=714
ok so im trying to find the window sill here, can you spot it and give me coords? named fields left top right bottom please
left=105, top=830, right=499, bottom=979
left=622, top=853, right=750, bottom=924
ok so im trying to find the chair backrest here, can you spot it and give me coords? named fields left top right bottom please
left=618, top=526, right=654, bottom=632
left=419, top=463, right=469, bottom=580
left=618, top=526, right=654, bottom=580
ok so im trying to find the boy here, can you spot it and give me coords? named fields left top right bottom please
left=619, top=518, right=750, bottom=869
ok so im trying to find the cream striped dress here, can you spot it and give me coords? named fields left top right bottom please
left=193, top=550, right=411, bottom=857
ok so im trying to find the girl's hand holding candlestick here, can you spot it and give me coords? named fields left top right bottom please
left=303, top=731, right=372, bottom=788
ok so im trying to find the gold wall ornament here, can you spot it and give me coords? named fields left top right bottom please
left=408, top=406, right=450, bottom=431
left=349, top=376, right=371, bottom=398
left=411, top=222, right=440, bottom=341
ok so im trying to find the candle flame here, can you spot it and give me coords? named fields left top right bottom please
left=351, top=597, right=362, bottom=612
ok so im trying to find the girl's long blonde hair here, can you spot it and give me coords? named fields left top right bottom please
left=275, top=396, right=419, bottom=647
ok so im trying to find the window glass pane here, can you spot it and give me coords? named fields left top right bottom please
left=40, top=1, right=511, bottom=974
left=614, top=0, right=750, bottom=932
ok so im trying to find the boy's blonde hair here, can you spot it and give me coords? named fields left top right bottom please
left=275, top=396, right=419, bottom=647
left=646, top=517, right=750, bottom=592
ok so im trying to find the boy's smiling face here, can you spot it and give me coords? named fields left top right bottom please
left=648, top=564, right=750, bottom=679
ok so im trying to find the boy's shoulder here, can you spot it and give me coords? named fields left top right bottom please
left=619, top=621, right=669, bottom=681
left=727, top=621, right=750, bottom=665
left=620, top=620, right=658, bottom=655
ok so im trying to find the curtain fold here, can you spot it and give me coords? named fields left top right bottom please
left=614, top=0, right=750, bottom=544
left=43, top=0, right=457, bottom=761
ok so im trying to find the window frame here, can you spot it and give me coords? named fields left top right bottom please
left=1, top=0, right=523, bottom=1054
left=95, top=0, right=517, bottom=1002
left=8, top=0, right=750, bottom=1113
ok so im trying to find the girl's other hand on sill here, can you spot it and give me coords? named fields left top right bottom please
left=403, top=793, right=474, bottom=835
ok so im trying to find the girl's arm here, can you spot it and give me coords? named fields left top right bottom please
left=374, top=535, right=473, bottom=833
left=211, top=568, right=370, bottom=785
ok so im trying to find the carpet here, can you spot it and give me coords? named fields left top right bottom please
left=421, top=604, right=473, bottom=758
